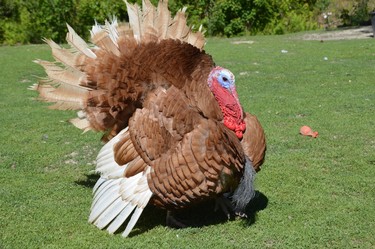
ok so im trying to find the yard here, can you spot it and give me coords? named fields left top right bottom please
left=0, top=28, right=374, bottom=248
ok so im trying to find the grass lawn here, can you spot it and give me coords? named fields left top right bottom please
left=0, top=31, right=374, bottom=248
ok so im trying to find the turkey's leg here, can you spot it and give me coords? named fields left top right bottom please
left=215, top=194, right=248, bottom=218
left=166, top=210, right=188, bottom=228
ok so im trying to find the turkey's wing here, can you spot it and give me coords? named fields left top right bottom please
left=126, top=86, right=245, bottom=209
left=241, top=112, right=266, bottom=171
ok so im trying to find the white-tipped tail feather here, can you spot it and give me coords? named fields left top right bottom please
left=125, top=0, right=205, bottom=49
left=66, top=24, right=97, bottom=59
left=89, top=128, right=153, bottom=237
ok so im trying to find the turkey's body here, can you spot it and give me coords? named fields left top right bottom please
left=33, top=0, right=266, bottom=237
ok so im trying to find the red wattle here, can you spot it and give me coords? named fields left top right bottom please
left=224, top=118, right=236, bottom=130
left=224, top=117, right=246, bottom=139
left=239, top=122, right=246, bottom=131
left=236, top=131, right=243, bottom=139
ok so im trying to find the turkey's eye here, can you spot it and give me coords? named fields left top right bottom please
left=222, top=76, right=228, bottom=82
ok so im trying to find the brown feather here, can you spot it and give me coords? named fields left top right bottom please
left=241, top=112, right=267, bottom=171
left=35, top=83, right=87, bottom=110
left=35, top=0, right=207, bottom=136
left=155, top=0, right=171, bottom=39
left=66, top=24, right=97, bottom=59
left=91, top=30, right=121, bottom=57
left=168, top=8, right=189, bottom=39
left=43, top=39, right=85, bottom=69
left=125, top=0, right=142, bottom=40
left=34, top=60, right=89, bottom=89
left=123, top=156, right=148, bottom=177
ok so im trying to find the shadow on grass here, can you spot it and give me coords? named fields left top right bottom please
left=130, top=191, right=268, bottom=237
left=75, top=174, right=268, bottom=237
left=75, top=173, right=100, bottom=188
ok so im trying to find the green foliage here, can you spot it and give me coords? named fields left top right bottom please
left=345, top=0, right=371, bottom=26
left=0, top=0, right=127, bottom=45
left=75, top=0, right=128, bottom=40
left=0, top=0, right=374, bottom=44
left=264, top=2, right=318, bottom=35
left=205, top=0, right=320, bottom=37
left=0, top=0, right=75, bottom=44
left=323, top=0, right=375, bottom=28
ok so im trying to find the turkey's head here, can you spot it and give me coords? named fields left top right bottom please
left=208, top=66, right=246, bottom=139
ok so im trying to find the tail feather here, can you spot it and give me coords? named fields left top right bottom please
left=89, top=172, right=153, bottom=236
left=90, top=180, right=123, bottom=219
left=168, top=7, right=189, bottom=39
left=93, top=177, right=107, bottom=193
left=33, top=82, right=86, bottom=110
left=104, top=18, right=120, bottom=45
left=124, top=0, right=205, bottom=48
left=66, top=24, right=97, bottom=59
left=186, top=27, right=206, bottom=49
left=93, top=196, right=125, bottom=229
left=122, top=207, right=144, bottom=237
left=43, top=39, right=85, bottom=69
left=106, top=203, right=136, bottom=234
left=34, top=60, right=89, bottom=89
left=125, top=0, right=143, bottom=41
left=91, top=31, right=121, bottom=57
left=92, top=179, right=115, bottom=207
left=155, top=0, right=171, bottom=39
left=142, top=0, right=156, bottom=30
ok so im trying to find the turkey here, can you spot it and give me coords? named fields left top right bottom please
left=32, top=0, right=266, bottom=237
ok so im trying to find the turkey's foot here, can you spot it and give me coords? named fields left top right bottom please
left=214, top=194, right=233, bottom=219
left=214, top=194, right=248, bottom=219
left=166, top=210, right=188, bottom=229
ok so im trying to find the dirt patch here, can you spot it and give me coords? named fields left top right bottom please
left=302, top=26, right=374, bottom=40
left=231, top=40, right=255, bottom=44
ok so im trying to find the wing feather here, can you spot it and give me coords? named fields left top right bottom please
left=241, top=113, right=266, bottom=171
left=129, top=86, right=245, bottom=209
left=88, top=128, right=153, bottom=236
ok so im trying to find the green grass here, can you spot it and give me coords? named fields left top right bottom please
left=1, top=33, right=374, bottom=248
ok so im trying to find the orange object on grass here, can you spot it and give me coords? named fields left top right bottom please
left=300, top=125, right=318, bottom=138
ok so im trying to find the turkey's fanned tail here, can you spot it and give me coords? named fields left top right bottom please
left=33, top=0, right=205, bottom=135
left=124, top=0, right=205, bottom=48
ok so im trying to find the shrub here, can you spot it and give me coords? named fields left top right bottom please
left=322, top=0, right=375, bottom=28
left=2, top=0, right=372, bottom=44
left=0, top=0, right=127, bottom=44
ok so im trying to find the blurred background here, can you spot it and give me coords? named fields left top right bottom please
left=0, top=0, right=374, bottom=45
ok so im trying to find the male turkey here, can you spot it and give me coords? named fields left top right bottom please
left=32, top=0, right=266, bottom=237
